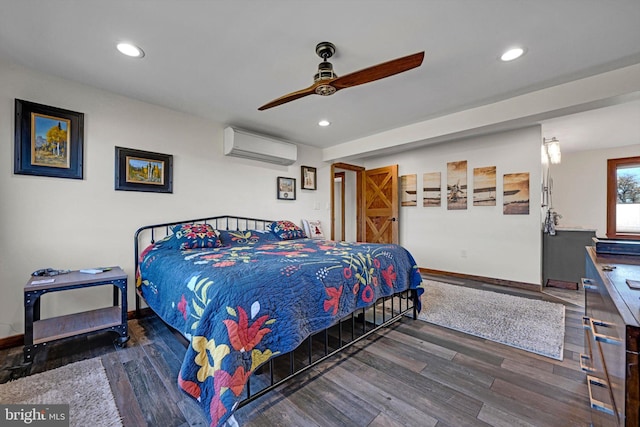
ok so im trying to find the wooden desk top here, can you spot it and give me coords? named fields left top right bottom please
left=25, top=267, right=126, bottom=291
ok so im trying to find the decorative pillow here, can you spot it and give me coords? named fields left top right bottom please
left=302, top=219, right=325, bottom=239
left=269, top=220, right=307, bottom=240
left=152, top=233, right=176, bottom=249
left=170, top=223, right=221, bottom=250
left=218, top=229, right=279, bottom=246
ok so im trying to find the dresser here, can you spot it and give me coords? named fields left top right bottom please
left=583, top=247, right=640, bottom=426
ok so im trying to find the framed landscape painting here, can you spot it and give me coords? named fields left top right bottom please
left=115, top=147, right=173, bottom=193
left=14, top=99, right=84, bottom=179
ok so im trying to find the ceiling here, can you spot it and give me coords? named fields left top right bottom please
left=1, top=1, right=639, bottom=155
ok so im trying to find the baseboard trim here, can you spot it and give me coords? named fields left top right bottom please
left=419, top=268, right=542, bottom=292
left=0, top=307, right=156, bottom=351
left=0, top=334, right=23, bottom=351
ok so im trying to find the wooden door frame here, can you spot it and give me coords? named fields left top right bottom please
left=333, top=171, right=346, bottom=241
left=330, top=163, right=365, bottom=241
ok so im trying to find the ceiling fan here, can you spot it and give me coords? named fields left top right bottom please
left=258, top=42, right=425, bottom=111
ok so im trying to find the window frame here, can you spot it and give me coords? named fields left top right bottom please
left=607, top=156, right=640, bottom=239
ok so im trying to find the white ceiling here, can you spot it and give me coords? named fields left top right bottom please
left=1, top=1, right=639, bottom=155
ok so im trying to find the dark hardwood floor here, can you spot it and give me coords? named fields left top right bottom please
left=0, top=277, right=591, bottom=426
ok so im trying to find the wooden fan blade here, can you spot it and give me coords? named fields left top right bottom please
left=258, top=83, right=320, bottom=110
left=331, top=51, right=424, bottom=90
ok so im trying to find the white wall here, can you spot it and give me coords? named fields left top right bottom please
left=364, top=126, right=543, bottom=285
left=551, top=144, right=640, bottom=236
left=0, top=59, right=330, bottom=339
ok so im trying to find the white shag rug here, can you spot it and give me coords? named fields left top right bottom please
left=418, top=280, right=565, bottom=360
left=0, top=357, right=123, bottom=427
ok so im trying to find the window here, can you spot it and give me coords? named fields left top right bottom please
left=607, top=156, right=640, bottom=239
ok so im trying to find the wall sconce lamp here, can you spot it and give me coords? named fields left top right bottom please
left=542, top=137, right=561, bottom=164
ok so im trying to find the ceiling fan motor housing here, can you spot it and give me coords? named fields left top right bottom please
left=314, top=61, right=336, bottom=81
left=314, top=43, right=338, bottom=95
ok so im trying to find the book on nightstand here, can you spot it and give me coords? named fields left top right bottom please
left=79, top=267, right=112, bottom=274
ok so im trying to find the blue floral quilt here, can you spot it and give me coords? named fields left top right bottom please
left=137, top=231, right=423, bottom=427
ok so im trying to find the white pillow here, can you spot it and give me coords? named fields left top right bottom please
left=302, top=219, right=325, bottom=239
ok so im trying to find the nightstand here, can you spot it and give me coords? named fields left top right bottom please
left=23, top=267, right=129, bottom=364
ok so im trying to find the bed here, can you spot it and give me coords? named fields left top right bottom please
left=135, top=215, right=423, bottom=427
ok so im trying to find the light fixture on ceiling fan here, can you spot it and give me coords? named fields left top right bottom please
left=258, top=42, right=425, bottom=111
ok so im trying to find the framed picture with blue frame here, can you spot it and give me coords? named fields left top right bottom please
left=14, top=99, right=84, bottom=179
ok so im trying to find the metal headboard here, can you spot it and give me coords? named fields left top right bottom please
left=134, top=214, right=273, bottom=313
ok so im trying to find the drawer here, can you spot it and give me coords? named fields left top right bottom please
left=587, top=375, right=618, bottom=426
left=582, top=316, right=610, bottom=379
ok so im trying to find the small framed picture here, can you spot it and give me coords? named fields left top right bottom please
left=277, top=176, right=296, bottom=200
left=301, top=165, right=317, bottom=190
left=115, top=146, right=173, bottom=193
left=14, top=99, right=84, bottom=179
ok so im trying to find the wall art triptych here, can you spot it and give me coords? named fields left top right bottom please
left=400, top=161, right=530, bottom=215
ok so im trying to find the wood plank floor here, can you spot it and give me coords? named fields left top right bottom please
left=0, top=276, right=592, bottom=426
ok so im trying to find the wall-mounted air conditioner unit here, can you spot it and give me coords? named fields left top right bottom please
left=223, top=126, right=297, bottom=166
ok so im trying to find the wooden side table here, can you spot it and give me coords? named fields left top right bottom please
left=23, top=267, right=129, bottom=365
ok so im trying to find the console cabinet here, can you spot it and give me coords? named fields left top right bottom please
left=543, top=228, right=596, bottom=288
left=583, top=247, right=640, bottom=426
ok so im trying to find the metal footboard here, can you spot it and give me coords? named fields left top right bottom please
left=239, top=288, right=418, bottom=407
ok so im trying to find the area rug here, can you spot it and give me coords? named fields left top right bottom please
left=0, top=357, right=123, bottom=427
left=417, top=280, right=565, bottom=360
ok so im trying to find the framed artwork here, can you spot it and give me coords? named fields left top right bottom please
left=301, top=165, right=317, bottom=190
left=447, top=160, right=467, bottom=210
left=423, top=172, right=441, bottom=207
left=401, top=174, right=417, bottom=206
left=473, top=166, right=497, bottom=206
left=115, top=146, right=173, bottom=193
left=503, top=172, right=530, bottom=215
left=277, top=176, right=296, bottom=200
left=14, top=99, right=84, bottom=179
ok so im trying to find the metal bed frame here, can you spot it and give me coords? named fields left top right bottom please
left=134, top=214, right=419, bottom=407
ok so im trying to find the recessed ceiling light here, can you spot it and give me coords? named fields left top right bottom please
left=318, top=120, right=331, bottom=127
left=117, top=42, right=145, bottom=58
left=500, top=47, right=525, bottom=62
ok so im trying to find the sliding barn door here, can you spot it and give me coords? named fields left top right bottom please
left=364, top=165, right=398, bottom=244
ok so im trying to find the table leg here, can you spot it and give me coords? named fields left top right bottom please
left=114, top=278, right=129, bottom=346
left=23, top=290, right=41, bottom=364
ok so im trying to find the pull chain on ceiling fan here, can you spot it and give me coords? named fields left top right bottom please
left=258, top=42, right=425, bottom=111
